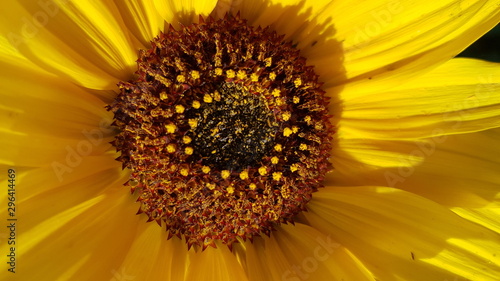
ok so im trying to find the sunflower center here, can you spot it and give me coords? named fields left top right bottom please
left=191, top=82, right=277, bottom=171
left=108, top=15, right=334, bottom=250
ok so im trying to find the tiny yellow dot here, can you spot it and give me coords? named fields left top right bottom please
left=239, top=170, right=249, bottom=180
left=271, top=156, right=279, bottom=165
left=249, top=183, right=257, bottom=190
left=271, top=88, right=281, bottom=97
left=294, top=78, right=302, bottom=87
left=258, top=166, right=268, bottom=176
left=176, top=75, right=186, bottom=83
left=282, top=111, right=291, bottom=121
left=206, top=183, right=216, bottom=190
left=175, top=105, right=185, bottom=114
left=237, top=70, right=247, bottom=80
left=290, top=163, right=299, bottom=172
left=304, top=116, right=312, bottom=123
left=269, top=72, right=276, bottom=81
left=180, top=168, right=189, bottom=176
left=203, top=94, right=213, bottom=103
left=188, top=119, right=198, bottom=128
left=226, top=186, right=235, bottom=194
left=202, top=166, right=211, bottom=173
left=215, top=68, right=223, bottom=76
left=191, top=70, right=200, bottom=79
left=293, top=96, right=300, bottom=104
left=192, top=100, right=201, bottom=109
left=292, top=126, right=299, bottom=133
left=221, top=170, right=230, bottom=179
left=283, top=127, right=293, bottom=137
left=272, top=172, right=282, bottom=181
left=299, top=143, right=308, bottom=150
left=185, top=147, right=194, bottom=155
left=226, top=69, right=236, bottom=79
left=160, top=91, right=168, bottom=100
left=165, top=123, right=177, bottom=134
left=166, top=144, right=176, bottom=153
left=250, top=73, right=259, bottom=82
left=183, top=136, right=192, bottom=144
left=274, top=144, right=282, bottom=152
left=276, top=98, right=284, bottom=106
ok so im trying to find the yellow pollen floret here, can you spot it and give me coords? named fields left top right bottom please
left=239, top=170, right=249, bottom=180
left=251, top=73, right=259, bottom=82
left=271, top=88, right=281, bottom=97
left=226, top=69, right=236, bottom=78
left=176, top=75, right=186, bottom=83
left=269, top=72, right=276, bottom=80
left=249, top=183, right=257, bottom=190
left=202, top=166, right=211, bottom=173
left=215, top=68, right=223, bottom=76
left=188, top=119, right=198, bottom=128
left=290, top=163, right=299, bottom=172
left=237, top=70, right=247, bottom=79
left=183, top=136, right=192, bottom=144
left=283, top=127, right=293, bottom=137
left=226, top=186, right=235, bottom=194
left=271, top=156, right=279, bottom=165
left=175, top=105, right=185, bottom=113
left=273, top=172, right=282, bottom=181
left=299, top=143, right=308, bottom=150
left=292, top=126, right=299, bottom=133
left=294, top=78, right=302, bottom=87
left=185, top=147, right=194, bottom=155
left=282, top=111, right=291, bottom=121
left=203, top=94, right=213, bottom=103
left=264, top=57, right=272, bottom=67
left=192, top=100, right=201, bottom=109
left=304, top=116, right=312, bottom=123
left=165, top=123, right=177, bottom=133
left=166, top=144, right=176, bottom=153
left=191, top=70, right=200, bottom=79
left=258, top=166, right=268, bottom=176
left=206, top=183, right=215, bottom=190
left=221, top=170, right=230, bottom=179
left=180, top=168, right=189, bottom=176
left=160, top=91, right=168, bottom=100
left=293, top=96, right=300, bottom=103
left=274, top=144, right=282, bottom=152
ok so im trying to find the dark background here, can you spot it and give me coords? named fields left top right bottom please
left=457, top=24, right=500, bottom=62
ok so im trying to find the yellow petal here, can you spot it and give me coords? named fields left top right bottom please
left=153, top=0, right=218, bottom=27
left=254, top=223, right=376, bottom=281
left=0, top=167, right=138, bottom=280
left=337, top=58, right=500, bottom=140
left=0, top=0, right=140, bottom=90
left=306, top=186, right=500, bottom=281
left=329, top=127, right=500, bottom=208
left=114, top=0, right=165, bottom=46
left=185, top=243, right=249, bottom=281
left=221, top=0, right=499, bottom=91
left=114, top=224, right=189, bottom=281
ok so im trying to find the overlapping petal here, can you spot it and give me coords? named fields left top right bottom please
left=305, top=186, right=500, bottom=281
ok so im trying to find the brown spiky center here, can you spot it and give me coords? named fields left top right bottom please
left=108, top=15, right=334, bottom=250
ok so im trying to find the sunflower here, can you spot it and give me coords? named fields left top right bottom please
left=1, top=0, right=500, bottom=280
